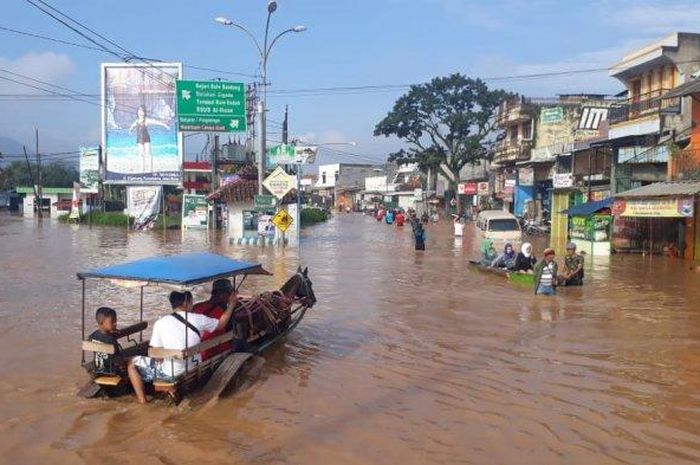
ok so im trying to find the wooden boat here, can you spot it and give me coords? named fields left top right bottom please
left=468, top=260, right=535, bottom=287
left=77, top=252, right=316, bottom=404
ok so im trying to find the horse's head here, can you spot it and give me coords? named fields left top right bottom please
left=281, top=267, right=316, bottom=307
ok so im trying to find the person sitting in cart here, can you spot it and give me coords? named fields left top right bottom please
left=193, top=279, right=241, bottom=359
left=127, top=290, right=237, bottom=404
left=89, top=307, right=122, bottom=374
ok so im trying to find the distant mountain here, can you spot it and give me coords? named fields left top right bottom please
left=0, top=136, right=25, bottom=166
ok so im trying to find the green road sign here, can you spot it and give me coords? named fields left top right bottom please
left=176, top=80, right=246, bottom=132
left=254, top=194, right=276, bottom=211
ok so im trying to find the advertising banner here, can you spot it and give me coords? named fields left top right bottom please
left=267, top=144, right=319, bottom=165
left=458, top=182, right=478, bottom=195
left=69, top=182, right=81, bottom=219
left=553, top=173, right=574, bottom=189
left=102, top=63, right=182, bottom=184
left=540, top=107, right=564, bottom=125
left=182, top=194, right=208, bottom=229
left=518, top=167, right=534, bottom=186
left=127, top=186, right=162, bottom=230
left=79, top=147, right=100, bottom=193
left=614, top=197, right=694, bottom=218
left=477, top=182, right=490, bottom=196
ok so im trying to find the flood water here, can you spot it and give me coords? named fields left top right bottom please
left=2, top=211, right=700, bottom=465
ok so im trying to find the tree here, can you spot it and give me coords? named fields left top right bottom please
left=374, top=73, right=512, bottom=210
left=0, top=160, right=79, bottom=189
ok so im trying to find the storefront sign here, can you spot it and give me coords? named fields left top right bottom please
left=570, top=214, right=611, bottom=242
left=457, top=182, right=477, bottom=195
left=553, top=173, right=574, bottom=189
left=540, top=107, right=564, bottom=125
left=477, top=182, right=490, bottom=196
left=518, top=167, right=534, bottom=186
left=614, top=197, right=694, bottom=218
left=182, top=194, right=208, bottom=229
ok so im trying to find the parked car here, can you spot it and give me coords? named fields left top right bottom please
left=475, top=210, right=522, bottom=250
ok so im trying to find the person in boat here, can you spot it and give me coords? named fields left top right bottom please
left=512, top=242, right=537, bottom=272
left=561, top=242, right=584, bottom=286
left=491, top=243, right=516, bottom=269
left=479, top=237, right=498, bottom=266
left=89, top=307, right=122, bottom=374
left=534, top=248, right=558, bottom=296
left=193, top=279, right=241, bottom=359
left=127, top=290, right=237, bottom=404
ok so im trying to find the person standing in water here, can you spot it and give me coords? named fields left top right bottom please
left=561, top=242, right=584, bottom=286
left=129, top=105, right=170, bottom=173
left=534, top=248, right=558, bottom=295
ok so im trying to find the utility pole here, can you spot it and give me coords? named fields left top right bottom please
left=35, top=129, right=43, bottom=219
left=282, top=105, right=289, bottom=144
left=212, top=134, right=220, bottom=229
left=22, top=146, right=39, bottom=216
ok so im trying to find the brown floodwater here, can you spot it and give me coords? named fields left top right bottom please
left=1, top=211, right=700, bottom=465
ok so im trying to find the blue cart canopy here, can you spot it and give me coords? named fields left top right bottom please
left=77, top=252, right=271, bottom=285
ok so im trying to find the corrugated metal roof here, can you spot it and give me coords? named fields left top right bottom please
left=660, top=78, right=700, bottom=99
left=615, top=181, right=700, bottom=198
left=564, top=198, right=613, bottom=216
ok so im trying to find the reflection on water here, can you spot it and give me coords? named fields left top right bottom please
left=1, top=212, right=700, bottom=465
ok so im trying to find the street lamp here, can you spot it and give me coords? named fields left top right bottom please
left=215, top=4, right=306, bottom=194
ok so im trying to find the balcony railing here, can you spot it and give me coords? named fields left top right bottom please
left=670, top=149, right=700, bottom=181
left=493, top=140, right=532, bottom=164
left=609, top=88, right=680, bottom=124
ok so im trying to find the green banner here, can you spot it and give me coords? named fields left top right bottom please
left=182, top=194, right=209, bottom=229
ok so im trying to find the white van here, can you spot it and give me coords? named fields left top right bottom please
left=475, top=210, right=522, bottom=250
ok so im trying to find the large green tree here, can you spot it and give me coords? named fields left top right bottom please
left=374, top=73, right=512, bottom=209
left=0, top=160, right=79, bottom=189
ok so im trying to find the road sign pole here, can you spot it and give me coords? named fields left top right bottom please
left=296, top=163, right=301, bottom=247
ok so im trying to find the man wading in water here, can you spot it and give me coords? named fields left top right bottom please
left=534, top=248, right=558, bottom=296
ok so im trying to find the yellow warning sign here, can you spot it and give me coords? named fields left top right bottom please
left=271, top=209, right=293, bottom=233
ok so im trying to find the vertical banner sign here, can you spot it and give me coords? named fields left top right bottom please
left=69, top=182, right=81, bottom=219
left=182, top=194, right=209, bottom=229
left=127, top=186, right=162, bottom=230
left=102, top=63, right=183, bottom=184
left=79, top=147, right=100, bottom=193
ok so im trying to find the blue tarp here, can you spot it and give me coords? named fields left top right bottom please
left=514, top=185, right=534, bottom=217
left=77, top=252, right=270, bottom=285
left=564, top=198, right=613, bottom=216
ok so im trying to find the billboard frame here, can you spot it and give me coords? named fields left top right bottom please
left=101, top=62, right=184, bottom=186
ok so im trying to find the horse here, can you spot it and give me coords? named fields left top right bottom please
left=233, top=267, right=316, bottom=347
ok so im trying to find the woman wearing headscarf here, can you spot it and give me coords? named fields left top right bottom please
left=491, top=243, right=516, bottom=269
left=512, top=242, right=537, bottom=272
left=479, top=237, right=498, bottom=266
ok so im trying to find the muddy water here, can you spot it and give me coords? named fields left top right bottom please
left=2, top=212, right=700, bottom=465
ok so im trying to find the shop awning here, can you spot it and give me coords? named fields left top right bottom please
left=564, top=198, right=613, bottom=216
left=615, top=181, right=700, bottom=198
left=659, top=78, right=700, bottom=100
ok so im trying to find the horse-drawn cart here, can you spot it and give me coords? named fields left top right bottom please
left=77, top=252, right=316, bottom=403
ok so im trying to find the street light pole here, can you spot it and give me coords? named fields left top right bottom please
left=215, top=2, right=306, bottom=195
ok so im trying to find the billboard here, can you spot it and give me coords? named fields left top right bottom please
left=79, top=147, right=100, bottom=193
left=126, top=186, right=162, bottom=230
left=182, top=194, right=208, bottom=229
left=102, top=63, right=183, bottom=184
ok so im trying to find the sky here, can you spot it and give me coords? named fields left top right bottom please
left=2, top=0, right=700, bottom=166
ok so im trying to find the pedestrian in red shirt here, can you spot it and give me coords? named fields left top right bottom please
left=395, top=210, right=405, bottom=227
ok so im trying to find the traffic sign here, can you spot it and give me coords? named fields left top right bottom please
left=272, top=209, right=293, bottom=233
left=176, top=80, right=246, bottom=132
left=262, top=167, right=296, bottom=200
left=254, top=194, right=276, bottom=211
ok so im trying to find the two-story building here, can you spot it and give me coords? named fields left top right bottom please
left=607, top=32, right=700, bottom=193
left=313, top=163, right=377, bottom=210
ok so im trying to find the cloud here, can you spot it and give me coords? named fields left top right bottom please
left=0, top=51, right=76, bottom=94
left=604, top=3, right=700, bottom=37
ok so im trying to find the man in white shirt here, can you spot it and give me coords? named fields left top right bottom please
left=127, top=290, right=237, bottom=404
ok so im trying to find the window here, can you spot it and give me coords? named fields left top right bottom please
left=522, top=121, right=532, bottom=140
left=335, top=171, right=339, bottom=182
left=322, top=173, right=327, bottom=184
left=510, top=125, right=518, bottom=142
left=488, top=219, right=520, bottom=232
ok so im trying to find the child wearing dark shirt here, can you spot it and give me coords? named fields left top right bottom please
left=89, top=307, right=122, bottom=374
